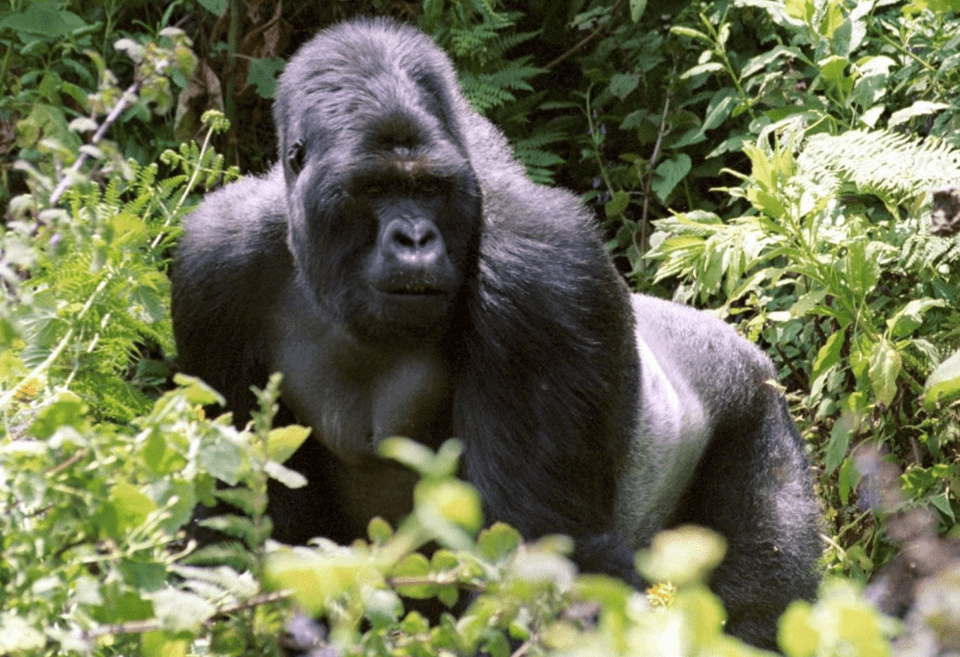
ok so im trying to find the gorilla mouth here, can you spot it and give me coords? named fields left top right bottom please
left=375, top=276, right=449, bottom=296
left=390, top=284, right=445, bottom=295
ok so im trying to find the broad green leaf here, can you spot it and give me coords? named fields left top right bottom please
left=609, top=73, right=639, bottom=101
left=887, top=298, right=946, bottom=338
left=0, top=3, right=86, bottom=38
left=197, top=0, right=228, bottom=14
left=149, top=589, right=216, bottom=633
left=246, top=57, right=285, bottom=100
left=826, top=410, right=861, bottom=475
left=851, top=56, right=894, bottom=109
left=142, top=430, right=187, bottom=475
left=197, top=436, right=246, bottom=485
left=651, top=154, right=692, bottom=203
left=141, top=631, right=187, bottom=657
left=637, top=526, right=726, bottom=586
left=923, top=349, right=960, bottom=411
left=903, top=0, right=960, bottom=13
left=265, top=549, right=380, bottom=615
left=818, top=55, right=850, bottom=93
left=840, top=239, right=882, bottom=300
left=812, top=329, right=846, bottom=384
left=868, top=339, right=901, bottom=407
left=931, top=492, right=956, bottom=521
left=702, top=87, right=739, bottom=133
left=785, top=0, right=815, bottom=22
left=102, top=482, right=157, bottom=538
left=630, top=0, right=648, bottom=21
left=888, top=101, right=951, bottom=128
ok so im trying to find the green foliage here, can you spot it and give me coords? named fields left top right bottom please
left=0, top=2, right=200, bottom=211
left=4, top=0, right=960, bottom=654
left=649, top=121, right=960, bottom=580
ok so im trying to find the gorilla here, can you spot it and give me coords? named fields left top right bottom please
left=171, top=17, right=821, bottom=648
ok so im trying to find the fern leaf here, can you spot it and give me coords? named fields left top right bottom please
left=797, top=130, right=960, bottom=207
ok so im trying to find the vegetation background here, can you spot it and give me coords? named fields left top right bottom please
left=2, top=0, right=960, bottom=655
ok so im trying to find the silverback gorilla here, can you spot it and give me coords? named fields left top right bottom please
left=171, top=18, right=821, bottom=648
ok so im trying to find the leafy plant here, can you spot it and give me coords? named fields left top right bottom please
left=649, top=125, right=960, bottom=578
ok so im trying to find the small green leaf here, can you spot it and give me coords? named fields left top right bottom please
left=368, top=516, right=393, bottom=544
left=264, top=460, right=308, bottom=489
left=391, top=553, right=436, bottom=599
left=669, top=26, right=712, bottom=43
left=415, top=479, right=483, bottom=534
left=266, top=425, right=311, bottom=464
left=478, top=522, right=523, bottom=563
left=778, top=600, right=819, bottom=657
left=172, top=373, right=224, bottom=407
left=637, top=525, right=726, bottom=586
left=604, top=190, right=631, bottom=218
left=29, top=391, right=85, bottom=438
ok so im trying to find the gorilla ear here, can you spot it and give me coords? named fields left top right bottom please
left=286, top=138, right=306, bottom=175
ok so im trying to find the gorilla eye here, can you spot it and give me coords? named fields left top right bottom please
left=286, top=139, right=306, bottom=174
left=418, top=178, right=449, bottom=196
left=365, top=183, right=387, bottom=197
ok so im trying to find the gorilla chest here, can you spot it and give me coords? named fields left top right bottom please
left=267, top=321, right=452, bottom=464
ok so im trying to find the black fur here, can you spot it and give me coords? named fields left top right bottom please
left=171, top=18, right=821, bottom=649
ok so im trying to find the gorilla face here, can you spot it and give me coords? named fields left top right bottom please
left=274, top=26, right=482, bottom=346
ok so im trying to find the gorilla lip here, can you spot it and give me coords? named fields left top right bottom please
left=375, top=275, right=450, bottom=296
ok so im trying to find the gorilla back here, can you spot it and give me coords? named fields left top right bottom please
left=171, top=18, right=820, bottom=648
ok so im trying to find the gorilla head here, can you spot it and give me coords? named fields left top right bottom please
left=272, top=22, right=483, bottom=345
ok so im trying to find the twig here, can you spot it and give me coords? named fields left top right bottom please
left=83, top=590, right=292, bottom=639
left=544, top=0, right=628, bottom=71
left=49, top=82, right=141, bottom=206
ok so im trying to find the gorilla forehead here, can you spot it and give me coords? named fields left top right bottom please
left=274, top=19, right=460, bottom=147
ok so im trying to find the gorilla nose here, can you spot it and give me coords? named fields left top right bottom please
left=383, top=218, right=445, bottom=268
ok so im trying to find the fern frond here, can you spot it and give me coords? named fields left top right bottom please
left=797, top=130, right=960, bottom=208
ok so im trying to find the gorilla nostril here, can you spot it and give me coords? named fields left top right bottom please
left=387, top=220, right=440, bottom=255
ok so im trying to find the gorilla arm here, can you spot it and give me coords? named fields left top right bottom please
left=171, top=165, right=290, bottom=421
left=446, top=114, right=641, bottom=576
